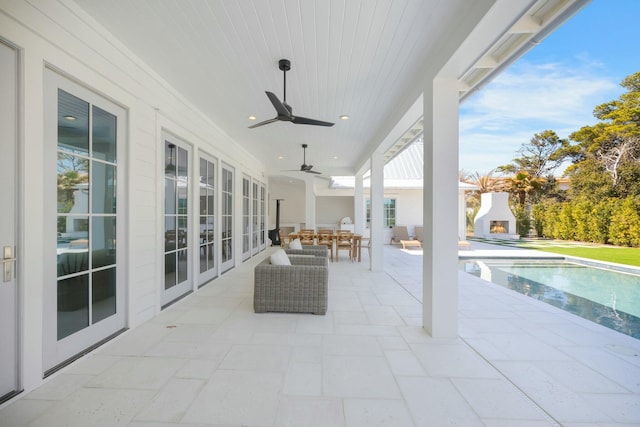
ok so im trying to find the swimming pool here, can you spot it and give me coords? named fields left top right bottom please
left=459, top=258, right=640, bottom=339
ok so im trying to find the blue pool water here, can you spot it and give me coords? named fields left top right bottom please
left=459, top=259, right=640, bottom=339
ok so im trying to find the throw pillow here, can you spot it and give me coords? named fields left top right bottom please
left=270, top=249, right=291, bottom=266
left=289, top=238, right=303, bottom=250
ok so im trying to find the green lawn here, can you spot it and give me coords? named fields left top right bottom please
left=518, top=244, right=640, bottom=267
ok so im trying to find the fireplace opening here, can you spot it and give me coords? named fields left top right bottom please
left=490, top=220, right=509, bottom=234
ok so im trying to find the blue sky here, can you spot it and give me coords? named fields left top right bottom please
left=459, top=0, right=640, bottom=176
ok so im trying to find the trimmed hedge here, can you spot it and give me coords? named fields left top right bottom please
left=531, top=196, right=640, bottom=247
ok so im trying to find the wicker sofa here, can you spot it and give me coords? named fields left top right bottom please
left=254, top=255, right=328, bottom=315
left=284, top=244, right=329, bottom=258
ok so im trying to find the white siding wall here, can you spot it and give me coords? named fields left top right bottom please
left=391, top=189, right=423, bottom=237
left=1, top=1, right=266, bottom=391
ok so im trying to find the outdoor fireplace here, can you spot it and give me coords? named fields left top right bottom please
left=490, top=220, right=509, bottom=234
left=474, top=192, right=517, bottom=239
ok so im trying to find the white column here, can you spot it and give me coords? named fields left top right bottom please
left=458, top=188, right=467, bottom=240
left=423, top=77, right=459, bottom=338
left=304, top=175, right=316, bottom=229
left=370, top=151, right=384, bottom=271
left=354, top=173, right=364, bottom=235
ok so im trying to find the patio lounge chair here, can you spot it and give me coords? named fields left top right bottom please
left=414, top=226, right=424, bottom=243
left=391, top=226, right=421, bottom=249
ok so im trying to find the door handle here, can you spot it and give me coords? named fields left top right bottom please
left=2, top=246, right=16, bottom=282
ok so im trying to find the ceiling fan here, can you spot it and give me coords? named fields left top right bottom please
left=284, top=144, right=322, bottom=174
left=249, top=59, right=335, bottom=128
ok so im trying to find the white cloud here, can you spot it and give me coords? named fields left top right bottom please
left=459, top=60, right=620, bottom=174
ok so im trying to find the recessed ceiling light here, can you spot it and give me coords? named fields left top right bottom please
left=332, top=156, right=338, bottom=159
left=64, top=115, right=76, bottom=121
left=339, top=115, right=350, bottom=120
left=248, top=115, right=257, bottom=120
left=278, top=156, right=284, bottom=159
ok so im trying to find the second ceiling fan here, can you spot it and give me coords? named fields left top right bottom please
left=284, top=144, right=322, bottom=175
left=249, top=59, right=335, bottom=129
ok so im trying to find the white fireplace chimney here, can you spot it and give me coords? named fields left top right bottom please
left=473, top=192, right=517, bottom=239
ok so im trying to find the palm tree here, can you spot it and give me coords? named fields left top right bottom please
left=504, top=171, right=545, bottom=206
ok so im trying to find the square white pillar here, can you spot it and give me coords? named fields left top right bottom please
left=423, top=77, right=459, bottom=338
left=304, top=175, right=315, bottom=229
left=354, top=173, right=364, bottom=235
left=370, top=151, right=384, bottom=272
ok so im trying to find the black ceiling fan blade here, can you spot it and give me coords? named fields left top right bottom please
left=265, top=91, right=292, bottom=118
left=292, top=115, right=335, bottom=127
left=305, top=169, right=322, bottom=174
left=248, top=117, right=279, bottom=129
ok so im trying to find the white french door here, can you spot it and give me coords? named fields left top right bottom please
left=242, top=175, right=251, bottom=261
left=220, top=164, right=234, bottom=273
left=43, top=70, right=127, bottom=371
left=260, top=183, right=266, bottom=250
left=162, top=133, right=192, bottom=305
left=251, top=180, right=260, bottom=256
left=198, top=153, right=217, bottom=285
left=0, top=40, right=20, bottom=402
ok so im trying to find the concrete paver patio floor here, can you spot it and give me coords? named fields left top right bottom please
left=1, top=243, right=639, bottom=426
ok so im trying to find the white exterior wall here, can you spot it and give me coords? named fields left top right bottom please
left=1, top=1, right=266, bottom=391
left=390, top=189, right=423, bottom=237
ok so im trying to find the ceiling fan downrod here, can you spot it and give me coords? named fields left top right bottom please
left=279, top=59, right=290, bottom=104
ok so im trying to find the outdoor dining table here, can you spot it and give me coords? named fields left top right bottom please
left=288, top=232, right=363, bottom=262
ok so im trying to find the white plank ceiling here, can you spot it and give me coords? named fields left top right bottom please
left=71, top=0, right=584, bottom=177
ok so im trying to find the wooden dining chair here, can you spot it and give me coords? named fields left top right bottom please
left=335, top=231, right=353, bottom=262
left=316, top=231, right=334, bottom=261
left=298, top=230, right=315, bottom=245
left=278, top=229, right=289, bottom=248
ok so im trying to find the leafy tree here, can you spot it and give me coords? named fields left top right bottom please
left=497, top=130, right=570, bottom=178
left=566, top=159, right=616, bottom=201
left=566, top=72, right=640, bottom=199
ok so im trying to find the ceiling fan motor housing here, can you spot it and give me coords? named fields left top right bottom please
left=279, top=59, right=291, bottom=71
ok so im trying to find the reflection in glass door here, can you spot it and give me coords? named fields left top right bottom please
left=242, top=175, right=250, bottom=261
left=162, top=135, right=191, bottom=305
left=221, top=164, right=234, bottom=273
left=44, top=70, right=126, bottom=371
left=251, top=180, right=259, bottom=256
left=260, top=183, right=266, bottom=250
left=199, top=154, right=217, bottom=285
